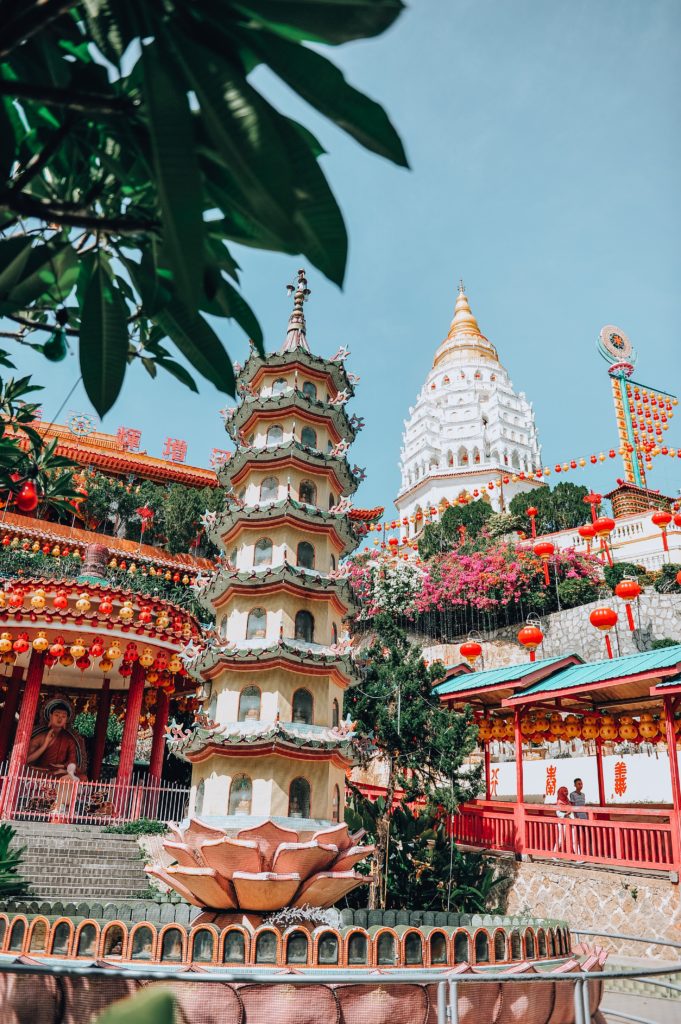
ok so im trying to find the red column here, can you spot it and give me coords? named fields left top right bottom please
left=513, top=708, right=525, bottom=854
left=595, top=735, right=606, bottom=806
left=148, top=688, right=170, bottom=781
left=90, top=678, right=111, bottom=781
left=0, top=652, right=45, bottom=818
left=663, top=697, right=681, bottom=872
left=117, top=662, right=145, bottom=784
left=0, top=667, right=24, bottom=764
left=484, top=741, right=491, bottom=801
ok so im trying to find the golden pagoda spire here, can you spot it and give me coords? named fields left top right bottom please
left=433, top=280, right=499, bottom=368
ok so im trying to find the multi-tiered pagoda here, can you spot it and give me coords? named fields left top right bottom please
left=171, top=272, right=366, bottom=831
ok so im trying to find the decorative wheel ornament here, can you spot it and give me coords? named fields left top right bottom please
left=67, top=412, right=96, bottom=437
left=598, top=324, right=636, bottom=368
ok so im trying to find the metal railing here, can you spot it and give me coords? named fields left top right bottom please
left=0, top=766, right=189, bottom=824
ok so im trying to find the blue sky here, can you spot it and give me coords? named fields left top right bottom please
left=10, top=0, right=681, bottom=513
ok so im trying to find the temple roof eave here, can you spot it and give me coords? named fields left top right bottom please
left=218, top=440, right=359, bottom=496
left=225, top=390, right=358, bottom=444
left=204, top=499, right=360, bottom=557
left=236, top=348, right=355, bottom=399
left=167, top=722, right=362, bottom=765
left=183, top=637, right=360, bottom=683
left=195, top=563, right=359, bottom=612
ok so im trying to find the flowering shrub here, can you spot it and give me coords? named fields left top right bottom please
left=347, top=555, right=423, bottom=619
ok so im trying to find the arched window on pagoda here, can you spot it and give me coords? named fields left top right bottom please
left=292, top=688, right=313, bottom=724
left=246, top=608, right=267, bottom=640
left=260, top=476, right=279, bottom=501
left=253, top=537, right=273, bottom=567
left=194, top=779, right=205, bottom=816
left=331, top=623, right=338, bottom=644
left=458, top=446, right=468, bottom=465
left=301, top=425, right=317, bottom=448
left=491, top=449, right=500, bottom=465
left=331, top=699, right=340, bottom=728
left=228, top=775, right=252, bottom=815
left=302, top=380, right=317, bottom=401
left=296, top=541, right=315, bottom=569
left=511, top=450, right=520, bottom=470
left=271, top=378, right=287, bottom=396
left=294, top=610, right=314, bottom=643
left=332, top=784, right=340, bottom=822
left=266, top=424, right=283, bottom=446
left=473, top=447, right=481, bottom=464
left=288, top=777, right=310, bottom=818
left=299, top=480, right=317, bottom=505
left=238, top=686, right=261, bottom=722
left=330, top=554, right=336, bottom=570
left=328, top=492, right=336, bottom=509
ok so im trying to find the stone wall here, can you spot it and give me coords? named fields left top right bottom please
left=423, top=592, right=681, bottom=669
left=494, top=854, right=681, bottom=959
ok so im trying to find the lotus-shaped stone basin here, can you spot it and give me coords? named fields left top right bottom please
left=146, top=818, right=374, bottom=913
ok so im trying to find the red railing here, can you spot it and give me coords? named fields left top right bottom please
left=453, top=800, right=680, bottom=873
left=0, top=767, right=189, bottom=825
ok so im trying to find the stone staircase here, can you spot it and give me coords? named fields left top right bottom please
left=7, top=821, right=152, bottom=900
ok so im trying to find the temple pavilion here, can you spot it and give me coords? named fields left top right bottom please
left=166, top=272, right=368, bottom=830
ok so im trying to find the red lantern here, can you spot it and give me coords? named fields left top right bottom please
left=76, top=655, right=91, bottom=672
left=12, top=632, right=29, bottom=654
left=8, top=592, right=23, bottom=609
left=53, top=591, right=68, bottom=611
left=518, top=624, right=543, bottom=662
left=14, top=481, right=39, bottom=512
left=90, top=637, right=105, bottom=658
left=49, top=636, right=65, bottom=658
left=460, top=640, right=483, bottom=667
left=533, top=540, right=554, bottom=586
left=592, top=516, right=615, bottom=567
left=673, top=513, right=681, bottom=529
left=98, top=598, right=114, bottom=617
left=651, top=509, right=673, bottom=553
left=614, top=579, right=641, bottom=631
left=526, top=506, right=538, bottom=539
left=589, top=606, right=618, bottom=659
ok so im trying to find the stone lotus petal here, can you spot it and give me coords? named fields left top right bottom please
left=231, top=871, right=302, bottom=912
left=200, top=836, right=262, bottom=876
left=291, top=869, right=366, bottom=908
left=165, top=865, right=238, bottom=910
left=271, top=840, right=338, bottom=877
left=149, top=819, right=373, bottom=912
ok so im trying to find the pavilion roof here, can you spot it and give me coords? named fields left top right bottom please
left=503, top=645, right=681, bottom=709
left=435, top=655, right=582, bottom=704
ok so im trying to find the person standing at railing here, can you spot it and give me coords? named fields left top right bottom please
left=570, top=778, right=588, bottom=819
left=553, top=785, right=584, bottom=862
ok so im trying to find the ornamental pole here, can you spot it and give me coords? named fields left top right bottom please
left=117, top=661, right=146, bottom=785
left=663, top=696, right=681, bottom=872
left=1, top=651, right=45, bottom=818
left=0, top=666, right=23, bottom=764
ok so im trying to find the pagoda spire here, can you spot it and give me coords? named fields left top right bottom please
left=432, top=278, right=499, bottom=368
left=447, top=279, right=483, bottom=340
left=281, top=268, right=311, bottom=354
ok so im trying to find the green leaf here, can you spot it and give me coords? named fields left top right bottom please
left=82, top=0, right=127, bottom=65
left=232, top=0, right=405, bottom=45
left=96, top=988, right=176, bottom=1024
left=0, top=237, right=34, bottom=298
left=0, top=98, right=15, bottom=182
left=157, top=357, right=199, bottom=392
left=3, top=241, right=77, bottom=309
left=242, top=30, right=408, bottom=166
left=79, top=258, right=129, bottom=416
left=206, top=276, right=263, bottom=351
left=141, top=42, right=204, bottom=309
left=154, top=300, right=236, bottom=396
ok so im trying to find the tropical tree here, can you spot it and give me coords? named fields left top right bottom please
left=345, top=614, right=481, bottom=908
left=508, top=482, right=591, bottom=535
left=418, top=500, right=494, bottom=560
left=0, top=0, right=407, bottom=415
left=0, top=823, right=29, bottom=898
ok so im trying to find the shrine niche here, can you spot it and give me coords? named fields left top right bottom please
left=27, top=697, right=87, bottom=780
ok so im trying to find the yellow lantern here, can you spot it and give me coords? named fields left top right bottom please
left=30, top=589, right=47, bottom=611
left=70, top=638, right=86, bottom=660
left=139, top=647, right=155, bottom=668
left=118, top=600, right=135, bottom=622
left=0, top=591, right=6, bottom=610
left=491, top=718, right=507, bottom=741
left=146, top=669, right=159, bottom=684
left=549, top=712, right=564, bottom=738
left=477, top=718, right=493, bottom=743
left=534, top=714, right=550, bottom=734
left=581, top=714, right=599, bottom=741
left=599, top=715, right=618, bottom=741
left=167, top=654, right=182, bottom=674
left=504, top=718, right=515, bottom=741
left=106, top=642, right=122, bottom=661
left=618, top=716, right=639, bottom=742
left=156, top=611, right=170, bottom=629
left=32, top=630, right=49, bottom=652
left=0, top=632, right=13, bottom=654
left=2, top=651, right=16, bottom=665
left=32, top=541, right=40, bottom=552
left=99, top=657, right=114, bottom=673
left=564, top=715, right=581, bottom=740
left=638, top=713, right=658, bottom=741
left=51, top=545, right=60, bottom=557
left=60, top=652, right=74, bottom=668
left=75, top=593, right=91, bottom=614
left=520, top=717, right=537, bottom=738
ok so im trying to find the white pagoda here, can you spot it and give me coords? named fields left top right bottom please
left=396, top=282, right=543, bottom=528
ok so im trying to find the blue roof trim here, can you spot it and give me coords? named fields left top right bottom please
left=434, top=655, right=578, bottom=697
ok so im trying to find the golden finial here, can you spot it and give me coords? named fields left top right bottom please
left=432, top=280, right=499, bottom=368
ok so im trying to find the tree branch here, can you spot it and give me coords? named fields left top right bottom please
left=0, top=80, right=135, bottom=115
left=10, top=119, right=73, bottom=192
left=0, top=192, right=156, bottom=236
left=0, top=1, right=78, bottom=60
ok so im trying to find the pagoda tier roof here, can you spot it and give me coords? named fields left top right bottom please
left=236, top=346, right=356, bottom=400
left=18, top=421, right=218, bottom=489
left=0, top=512, right=213, bottom=573
left=204, top=499, right=359, bottom=557
left=348, top=506, right=384, bottom=524
left=218, top=439, right=359, bottom=497
left=182, top=634, right=359, bottom=684
left=193, top=563, right=358, bottom=616
left=224, top=387, right=360, bottom=444
left=166, top=717, right=362, bottom=763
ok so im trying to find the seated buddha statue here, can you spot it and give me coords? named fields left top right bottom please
left=27, top=698, right=87, bottom=780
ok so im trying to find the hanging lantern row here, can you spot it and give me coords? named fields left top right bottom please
left=357, top=441, right=681, bottom=543
left=0, top=630, right=186, bottom=687
left=478, top=711, right=681, bottom=747
left=0, top=534, right=197, bottom=586
left=0, top=586, right=197, bottom=639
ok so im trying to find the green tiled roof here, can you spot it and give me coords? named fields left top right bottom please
left=435, top=655, right=576, bottom=697
left=512, top=645, right=681, bottom=699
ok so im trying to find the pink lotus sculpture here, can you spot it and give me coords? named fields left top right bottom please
left=146, top=819, right=374, bottom=913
